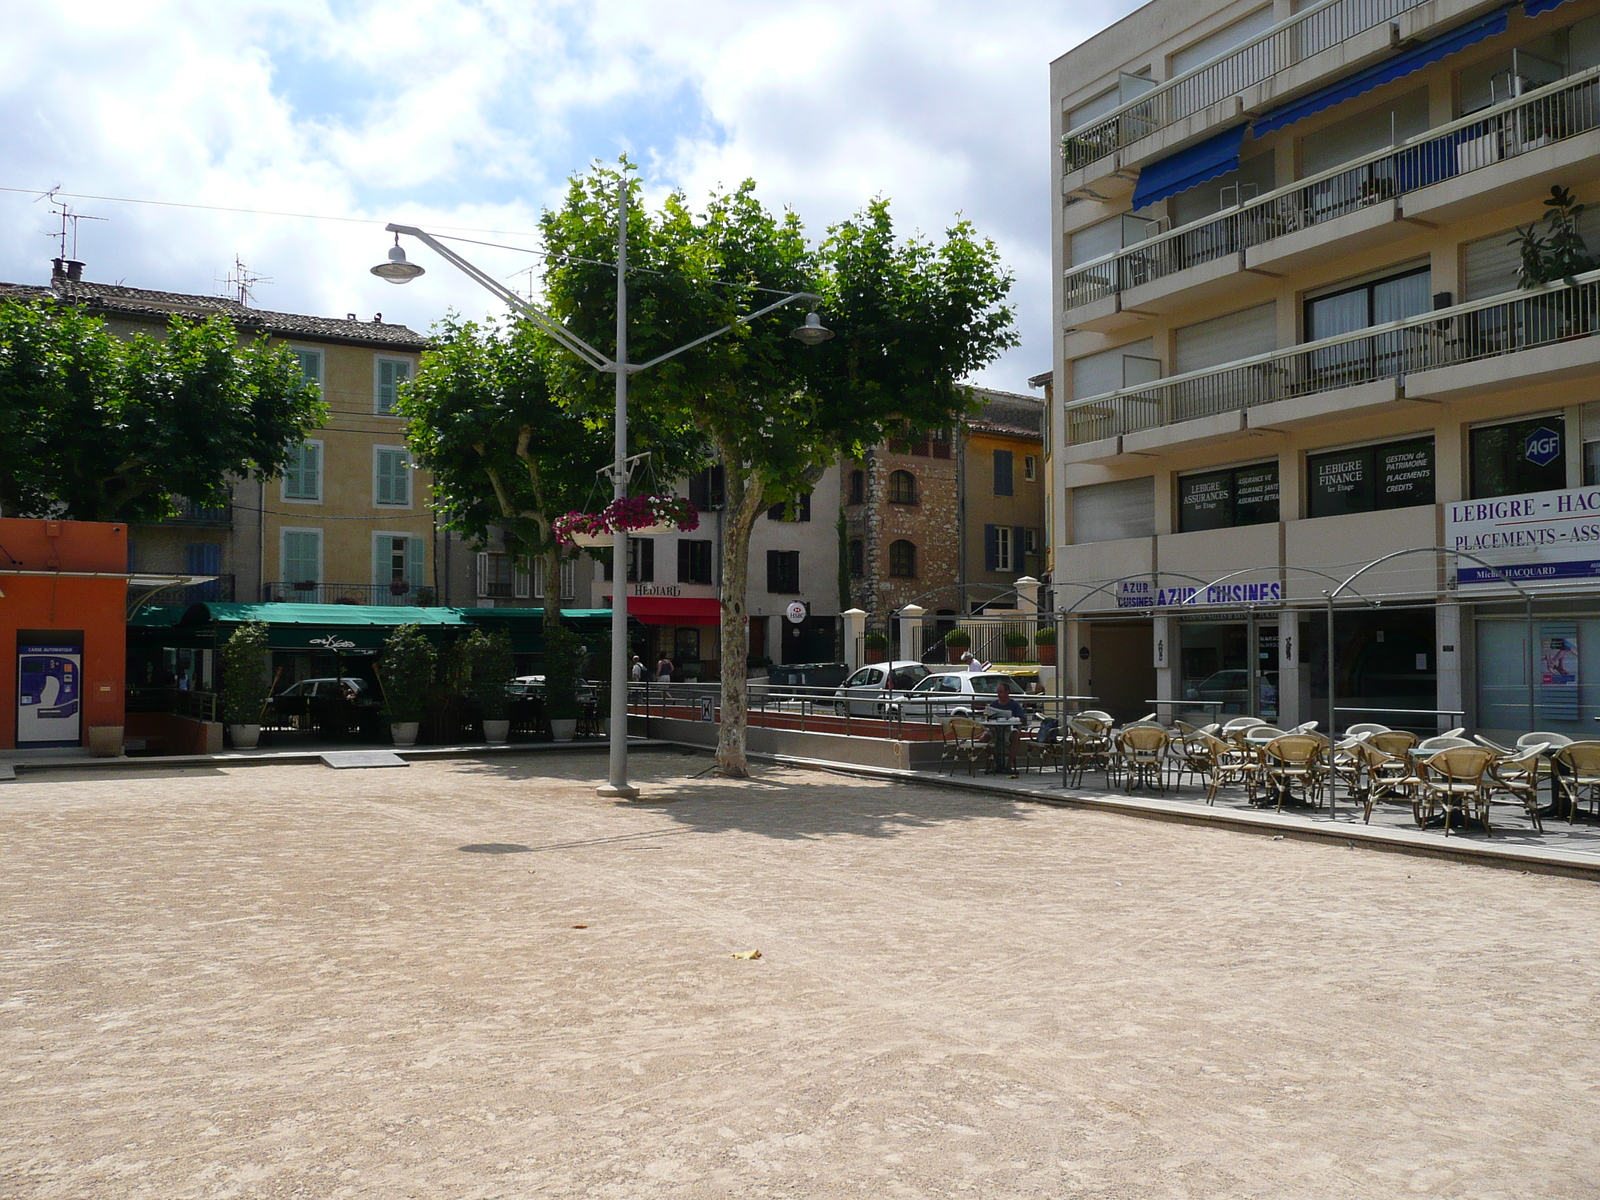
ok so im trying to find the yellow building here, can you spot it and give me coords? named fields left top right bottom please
left=961, top=389, right=1047, bottom=605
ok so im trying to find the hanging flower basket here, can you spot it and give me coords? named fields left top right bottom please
left=553, top=495, right=699, bottom=547
left=389, top=579, right=411, bottom=596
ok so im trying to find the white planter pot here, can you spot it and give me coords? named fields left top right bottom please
left=483, top=719, right=510, bottom=744
left=570, top=531, right=610, bottom=548
left=391, top=721, right=420, bottom=747
left=624, top=522, right=677, bottom=536
left=550, top=718, right=577, bottom=743
left=229, top=723, right=261, bottom=750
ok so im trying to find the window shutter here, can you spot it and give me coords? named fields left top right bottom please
left=303, top=443, right=320, bottom=499
left=1074, top=477, right=1156, bottom=543
left=1175, top=303, right=1276, bottom=374
left=517, top=562, right=533, bottom=599
left=638, top=538, right=654, bottom=583
left=985, top=524, right=998, bottom=571
left=798, top=492, right=812, bottom=521
left=560, top=559, right=575, bottom=601
left=476, top=552, right=489, bottom=598
left=994, top=450, right=1014, bottom=496
left=766, top=550, right=780, bottom=592
left=284, top=531, right=319, bottom=582
left=375, top=451, right=395, bottom=504
left=1013, top=526, right=1027, bottom=570
left=284, top=446, right=303, bottom=498
left=678, top=539, right=691, bottom=583
left=407, top=537, right=427, bottom=588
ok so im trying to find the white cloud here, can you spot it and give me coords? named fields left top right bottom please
left=0, top=0, right=1137, bottom=387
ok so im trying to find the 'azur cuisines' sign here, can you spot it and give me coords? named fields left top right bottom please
left=1447, top=485, right=1600, bottom=583
left=1117, top=579, right=1283, bottom=608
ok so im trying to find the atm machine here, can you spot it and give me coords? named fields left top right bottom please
left=17, top=639, right=82, bottom=747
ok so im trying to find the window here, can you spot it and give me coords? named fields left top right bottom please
left=374, top=447, right=412, bottom=506
left=1073, top=477, right=1155, bottom=544
left=281, top=529, right=321, bottom=583
left=888, top=470, right=917, bottom=505
left=994, top=526, right=1013, bottom=570
left=1464, top=208, right=1600, bottom=300
left=1024, top=455, right=1036, bottom=482
left=476, top=552, right=525, bottom=600
left=848, top=538, right=864, bottom=578
left=848, top=469, right=865, bottom=505
left=373, top=533, right=427, bottom=588
left=292, top=347, right=324, bottom=390
left=185, top=543, right=223, bottom=601
left=1170, top=151, right=1276, bottom=228
left=1471, top=416, right=1567, bottom=499
left=282, top=440, right=322, bottom=502
left=678, top=539, right=713, bottom=584
left=1169, top=6, right=1273, bottom=75
left=534, top=558, right=576, bottom=601
left=1071, top=338, right=1158, bottom=400
left=602, top=538, right=655, bottom=582
left=375, top=357, right=412, bottom=415
left=889, top=540, right=916, bottom=578
left=1177, top=461, right=1280, bottom=532
left=687, top=466, right=724, bottom=511
left=1305, top=267, right=1431, bottom=341
left=1299, top=89, right=1428, bottom=176
left=1307, top=438, right=1434, bottom=518
left=1175, top=303, right=1276, bottom=374
left=767, top=492, right=812, bottom=521
left=767, top=549, right=800, bottom=593
left=1584, top=401, right=1600, bottom=486
left=993, top=449, right=1014, bottom=497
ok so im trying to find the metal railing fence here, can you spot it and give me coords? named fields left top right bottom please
left=1065, top=268, right=1600, bottom=444
left=262, top=581, right=439, bottom=606
left=125, top=686, right=219, bottom=722
left=1063, top=0, right=1425, bottom=171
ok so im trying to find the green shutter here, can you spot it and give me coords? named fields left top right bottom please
left=283, top=531, right=319, bottom=581
left=407, top=537, right=427, bottom=588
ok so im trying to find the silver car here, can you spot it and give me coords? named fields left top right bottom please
left=832, top=661, right=932, bottom=716
left=897, top=671, right=1038, bottom=720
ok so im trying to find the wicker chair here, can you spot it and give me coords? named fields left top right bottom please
left=1485, top=744, right=1547, bottom=833
left=1552, top=741, right=1600, bottom=823
left=1356, top=739, right=1421, bottom=825
left=940, top=717, right=993, bottom=776
left=1256, top=734, right=1326, bottom=812
left=1416, top=747, right=1496, bottom=836
left=1066, top=717, right=1115, bottom=788
left=1369, top=729, right=1418, bottom=756
left=1118, top=724, right=1169, bottom=794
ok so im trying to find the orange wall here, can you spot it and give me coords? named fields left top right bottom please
left=0, top=519, right=128, bottom=750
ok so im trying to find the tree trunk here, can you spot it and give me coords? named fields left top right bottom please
left=715, top=451, right=766, bottom=778
left=540, top=546, right=565, bottom=633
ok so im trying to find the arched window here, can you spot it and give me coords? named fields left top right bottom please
left=848, top=469, right=865, bottom=505
left=889, top=539, right=917, bottom=578
left=848, top=538, right=864, bottom=578
left=888, top=469, right=917, bottom=505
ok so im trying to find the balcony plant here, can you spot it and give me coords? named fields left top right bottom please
left=388, top=579, right=411, bottom=597
left=414, top=585, right=437, bottom=607
left=293, top=579, right=317, bottom=593
left=1514, top=185, right=1596, bottom=289
left=378, top=623, right=437, bottom=747
left=219, top=620, right=270, bottom=749
left=1034, top=625, right=1057, bottom=666
left=1003, top=630, right=1029, bottom=662
left=466, top=628, right=515, bottom=743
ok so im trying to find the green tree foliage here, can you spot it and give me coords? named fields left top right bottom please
left=538, top=163, right=1015, bottom=775
left=1515, top=185, right=1596, bottom=287
left=465, top=628, right=515, bottom=722
left=379, top=624, right=438, bottom=725
left=218, top=621, right=271, bottom=725
left=541, top=624, right=584, bottom=722
left=0, top=301, right=324, bottom=521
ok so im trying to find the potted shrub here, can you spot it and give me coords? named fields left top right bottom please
left=388, top=578, right=411, bottom=597
left=943, top=628, right=971, bottom=663
left=220, top=620, right=270, bottom=749
left=1003, top=630, right=1029, bottom=662
left=467, top=629, right=515, bottom=744
left=543, top=624, right=583, bottom=742
left=414, top=585, right=438, bottom=607
left=378, top=623, right=437, bottom=747
left=864, top=631, right=889, bottom=663
left=1034, top=625, right=1058, bottom=666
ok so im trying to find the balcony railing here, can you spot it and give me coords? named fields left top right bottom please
left=184, top=574, right=233, bottom=604
left=263, top=582, right=437, bottom=606
left=1065, top=67, right=1600, bottom=311
left=152, top=496, right=232, bottom=525
left=1063, top=0, right=1426, bottom=171
left=1063, top=271, right=1600, bottom=444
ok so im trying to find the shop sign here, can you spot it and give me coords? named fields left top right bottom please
left=634, top=583, right=682, bottom=597
left=1157, top=581, right=1284, bottom=607
left=1115, top=579, right=1154, bottom=608
left=1447, top=486, right=1600, bottom=584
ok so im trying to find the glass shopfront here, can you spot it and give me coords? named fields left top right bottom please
left=1476, top=614, right=1598, bottom=736
left=1179, top=619, right=1279, bottom=722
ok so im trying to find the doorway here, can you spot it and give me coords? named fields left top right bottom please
left=1089, top=621, right=1155, bottom=723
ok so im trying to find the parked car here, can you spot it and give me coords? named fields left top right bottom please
left=895, top=671, right=1044, bottom=720
left=1185, top=669, right=1278, bottom=713
left=266, top=677, right=381, bottom=736
left=268, top=677, right=380, bottom=710
left=508, top=675, right=598, bottom=703
left=832, top=660, right=933, bottom=716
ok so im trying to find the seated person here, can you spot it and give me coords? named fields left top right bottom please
left=980, top=681, right=1030, bottom=776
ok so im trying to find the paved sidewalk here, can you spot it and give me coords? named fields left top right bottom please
left=4, top=754, right=1599, bottom=1198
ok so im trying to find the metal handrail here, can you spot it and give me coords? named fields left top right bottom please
left=1063, top=267, right=1600, bottom=444
left=1062, top=0, right=1429, bottom=170
left=1065, top=64, right=1600, bottom=309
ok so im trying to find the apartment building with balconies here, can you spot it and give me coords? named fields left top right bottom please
left=1048, top=0, right=1600, bottom=732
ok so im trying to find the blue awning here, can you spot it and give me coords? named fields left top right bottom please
left=1255, top=7, right=1511, bottom=136
left=1524, top=0, right=1574, bottom=16
left=1131, top=124, right=1247, bottom=209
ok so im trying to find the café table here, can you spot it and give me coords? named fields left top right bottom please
left=978, top=715, right=1023, bottom=775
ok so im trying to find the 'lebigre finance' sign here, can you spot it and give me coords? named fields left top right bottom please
left=1446, top=485, right=1600, bottom=584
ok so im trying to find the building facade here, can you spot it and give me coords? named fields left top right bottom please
left=961, top=389, right=1048, bottom=608
left=1049, top=0, right=1600, bottom=731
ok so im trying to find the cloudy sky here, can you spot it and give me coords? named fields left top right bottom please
left=0, top=1, right=1136, bottom=390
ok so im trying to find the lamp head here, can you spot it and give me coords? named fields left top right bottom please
left=790, top=311, right=834, bottom=346
left=371, top=234, right=424, bottom=284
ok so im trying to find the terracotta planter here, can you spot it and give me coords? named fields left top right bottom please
left=390, top=721, right=420, bottom=747
left=229, top=723, right=261, bottom=750
left=87, top=725, right=123, bottom=758
left=1037, top=645, right=1057, bottom=666
left=482, top=719, right=510, bottom=745
left=550, top=718, right=577, bottom=743
left=1007, top=645, right=1028, bottom=662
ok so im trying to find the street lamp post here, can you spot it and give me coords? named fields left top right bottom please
left=373, top=176, right=831, bottom=798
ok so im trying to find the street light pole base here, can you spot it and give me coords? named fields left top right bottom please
left=596, top=782, right=640, bottom=800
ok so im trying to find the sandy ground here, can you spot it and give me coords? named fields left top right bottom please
left=2, top=750, right=1598, bottom=1199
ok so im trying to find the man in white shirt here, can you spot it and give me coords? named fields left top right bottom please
left=961, top=651, right=989, bottom=673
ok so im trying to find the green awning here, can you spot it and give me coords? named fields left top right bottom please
left=454, top=607, right=626, bottom=654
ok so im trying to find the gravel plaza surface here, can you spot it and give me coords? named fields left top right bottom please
left=3, top=750, right=1599, bottom=1198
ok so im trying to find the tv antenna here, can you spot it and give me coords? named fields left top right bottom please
left=37, top=186, right=106, bottom=262
left=219, top=254, right=271, bottom=307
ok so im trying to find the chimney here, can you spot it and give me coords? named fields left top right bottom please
left=53, top=259, right=85, bottom=283
left=66, top=260, right=84, bottom=282
left=372, top=313, right=382, bottom=323
left=51, top=257, right=67, bottom=282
